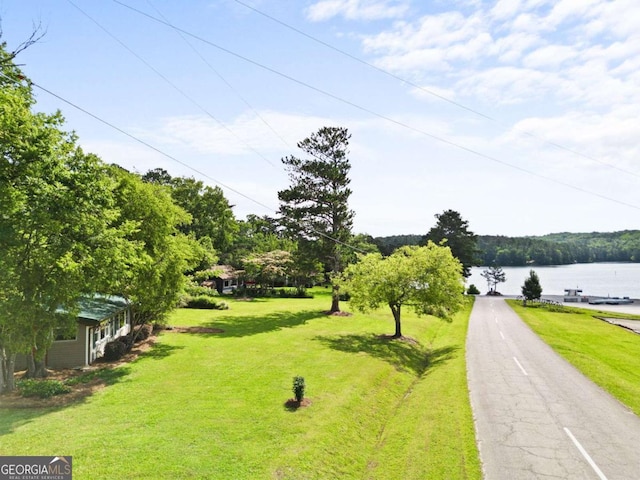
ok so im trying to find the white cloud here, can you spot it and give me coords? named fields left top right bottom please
left=306, top=0, right=409, bottom=22
left=137, top=111, right=346, bottom=157
left=353, top=0, right=640, bottom=111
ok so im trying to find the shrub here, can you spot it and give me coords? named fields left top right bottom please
left=467, top=284, right=480, bottom=295
left=118, top=334, right=133, bottom=349
left=184, top=296, right=229, bottom=310
left=135, top=324, right=153, bottom=341
left=104, top=340, right=127, bottom=361
left=278, top=288, right=313, bottom=299
left=192, top=270, right=219, bottom=282
left=292, top=376, right=305, bottom=402
left=17, top=379, right=71, bottom=398
left=184, top=283, right=219, bottom=298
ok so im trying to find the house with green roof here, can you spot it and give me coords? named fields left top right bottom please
left=17, top=295, right=132, bottom=370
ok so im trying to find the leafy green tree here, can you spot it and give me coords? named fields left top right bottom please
left=481, top=265, right=506, bottom=294
left=521, top=270, right=543, bottom=304
left=227, top=215, right=293, bottom=268
left=141, top=170, right=239, bottom=258
left=108, top=166, right=205, bottom=327
left=278, top=126, right=354, bottom=313
left=424, top=210, right=479, bottom=277
left=0, top=50, right=133, bottom=383
left=340, top=244, right=464, bottom=338
left=243, top=250, right=293, bottom=292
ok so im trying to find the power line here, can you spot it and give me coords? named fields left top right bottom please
left=0, top=71, right=275, bottom=212
left=109, top=0, right=640, bottom=212
left=0, top=71, right=367, bottom=254
left=144, top=0, right=291, bottom=150
left=67, top=0, right=278, bottom=168
left=231, top=0, right=640, bottom=180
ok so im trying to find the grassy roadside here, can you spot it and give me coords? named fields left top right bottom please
left=507, top=300, right=640, bottom=415
left=0, top=290, right=480, bottom=479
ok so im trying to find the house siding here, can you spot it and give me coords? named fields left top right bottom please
left=15, top=298, right=132, bottom=371
left=46, top=324, right=87, bottom=369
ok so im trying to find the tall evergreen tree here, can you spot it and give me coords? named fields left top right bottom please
left=521, top=270, right=543, bottom=303
left=278, top=126, right=354, bottom=312
left=424, top=210, right=479, bottom=278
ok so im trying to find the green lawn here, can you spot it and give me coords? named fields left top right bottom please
left=508, top=300, right=640, bottom=415
left=0, top=290, right=480, bottom=479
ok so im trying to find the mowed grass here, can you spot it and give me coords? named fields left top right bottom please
left=0, top=290, right=480, bottom=479
left=508, top=300, right=640, bottom=415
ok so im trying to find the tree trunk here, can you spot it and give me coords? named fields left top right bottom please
left=25, top=351, right=48, bottom=379
left=2, top=352, right=17, bottom=392
left=330, top=284, right=340, bottom=313
left=0, top=349, right=6, bottom=394
left=390, top=303, right=402, bottom=338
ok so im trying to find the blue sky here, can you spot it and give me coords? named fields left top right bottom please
left=2, top=0, right=639, bottom=237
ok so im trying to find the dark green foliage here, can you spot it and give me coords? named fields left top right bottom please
left=16, top=379, right=71, bottom=398
left=104, top=340, right=127, bottom=361
left=478, top=230, right=640, bottom=266
left=232, top=288, right=312, bottom=299
left=467, top=284, right=480, bottom=295
left=118, top=334, right=133, bottom=350
left=292, top=376, right=306, bottom=402
left=372, top=235, right=423, bottom=256
left=521, top=270, right=543, bottom=301
left=185, top=282, right=219, bottom=298
left=135, top=324, right=153, bottom=341
left=278, top=288, right=313, bottom=299
left=183, top=296, right=229, bottom=309
left=424, top=210, right=480, bottom=277
left=278, top=127, right=354, bottom=313
left=191, top=270, right=220, bottom=283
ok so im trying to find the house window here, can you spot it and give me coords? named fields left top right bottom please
left=55, top=325, right=77, bottom=341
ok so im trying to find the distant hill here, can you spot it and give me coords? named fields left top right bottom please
left=373, top=231, right=640, bottom=266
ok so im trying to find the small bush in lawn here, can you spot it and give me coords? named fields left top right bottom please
left=185, top=283, right=219, bottom=298
left=467, top=284, right=480, bottom=295
left=184, top=295, right=228, bottom=309
left=278, top=288, right=314, bottom=299
left=104, top=340, right=127, bottom=361
left=293, top=376, right=306, bottom=402
left=17, top=379, right=71, bottom=398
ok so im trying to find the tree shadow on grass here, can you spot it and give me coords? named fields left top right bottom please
left=199, top=309, right=325, bottom=338
left=0, top=366, right=132, bottom=436
left=132, top=342, right=184, bottom=361
left=315, top=333, right=458, bottom=377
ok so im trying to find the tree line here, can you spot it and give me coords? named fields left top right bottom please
left=374, top=231, right=640, bottom=267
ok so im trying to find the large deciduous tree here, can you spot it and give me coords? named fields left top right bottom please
left=142, top=168, right=239, bottom=261
left=0, top=48, right=132, bottom=384
left=340, top=244, right=464, bottom=338
left=278, top=126, right=354, bottom=313
left=109, top=166, right=205, bottom=328
left=424, top=210, right=479, bottom=278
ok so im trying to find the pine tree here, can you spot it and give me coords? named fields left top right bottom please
left=278, top=127, right=354, bottom=312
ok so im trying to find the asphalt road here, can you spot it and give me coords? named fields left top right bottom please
left=466, top=296, right=640, bottom=479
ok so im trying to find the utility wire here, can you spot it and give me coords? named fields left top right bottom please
left=231, top=0, right=640, bottom=179
left=67, top=0, right=278, bottom=168
left=111, top=0, right=640, bottom=212
left=0, top=71, right=274, bottom=212
left=0, top=71, right=366, bottom=254
left=144, top=0, right=291, bottom=150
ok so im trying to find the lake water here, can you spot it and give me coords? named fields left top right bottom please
left=467, top=263, right=640, bottom=299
